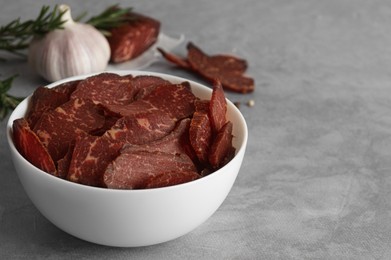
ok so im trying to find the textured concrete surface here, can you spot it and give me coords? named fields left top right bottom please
left=2, top=0, right=391, bottom=259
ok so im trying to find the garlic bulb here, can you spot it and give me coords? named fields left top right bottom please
left=28, top=5, right=111, bottom=82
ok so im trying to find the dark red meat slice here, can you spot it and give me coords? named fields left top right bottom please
left=102, top=82, right=196, bottom=120
left=108, top=13, right=160, bottom=63
left=141, top=82, right=195, bottom=120
left=13, top=118, right=56, bottom=175
left=130, top=75, right=171, bottom=100
left=51, top=80, right=80, bottom=95
left=207, top=54, right=248, bottom=73
left=67, top=111, right=177, bottom=187
left=106, top=111, right=176, bottom=145
left=130, top=75, right=171, bottom=90
left=194, top=100, right=210, bottom=113
left=122, top=118, right=190, bottom=155
left=71, top=73, right=137, bottom=106
left=189, top=111, right=212, bottom=164
left=159, top=42, right=255, bottom=93
left=33, top=98, right=105, bottom=162
left=209, top=80, right=227, bottom=134
left=145, top=171, right=200, bottom=189
left=26, top=80, right=79, bottom=128
left=157, top=47, right=191, bottom=69
left=187, top=42, right=254, bottom=93
left=67, top=132, right=123, bottom=187
left=104, top=150, right=197, bottom=189
left=57, top=143, right=74, bottom=179
left=209, top=121, right=235, bottom=169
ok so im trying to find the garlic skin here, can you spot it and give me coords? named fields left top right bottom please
left=28, top=5, right=111, bottom=82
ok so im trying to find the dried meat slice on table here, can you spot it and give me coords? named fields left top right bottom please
left=107, top=12, right=160, bottom=63
left=158, top=42, right=255, bottom=93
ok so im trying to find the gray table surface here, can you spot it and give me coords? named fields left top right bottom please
left=2, top=0, right=391, bottom=259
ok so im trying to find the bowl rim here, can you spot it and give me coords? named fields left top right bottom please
left=6, top=70, right=248, bottom=194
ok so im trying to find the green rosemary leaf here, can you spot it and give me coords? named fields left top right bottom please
left=0, top=5, right=66, bottom=57
left=85, top=4, right=135, bottom=33
left=0, top=74, right=25, bottom=121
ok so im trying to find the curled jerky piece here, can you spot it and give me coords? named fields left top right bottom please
left=13, top=118, right=56, bottom=175
left=189, top=111, right=212, bottom=164
left=158, top=42, right=255, bottom=93
left=209, top=80, right=227, bottom=134
left=209, top=121, right=234, bottom=169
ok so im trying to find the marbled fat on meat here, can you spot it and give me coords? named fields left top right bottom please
left=209, top=121, right=234, bottom=169
left=26, top=80, right=79, bottom=128
left=104, top=151, right=197, bottom=189
left=101, top=82, right=196, bottom=119
left=108, top=13, right=160, bottom=63
left=67, top=132, right=123, bottom=187
left=33, top=98, right=105, bottom=162
left=71, top=73, right=135, bottom=106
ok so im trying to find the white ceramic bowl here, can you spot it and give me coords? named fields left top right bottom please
left=6, top=70, right=248, bottom=247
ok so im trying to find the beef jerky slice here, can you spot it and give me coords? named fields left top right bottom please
left=105, top=111, right=176, bottom=145
left=104, top=150, right=197, bottom=189
left=121, top=118, right=191, bottom=155
left=67, top=132, right=123, bottom=187
left=57, top=143, right=74, bottom=179
left=131, top=75, right=171, bottom=100
left=26, top=80, right=79, bottom=128
left=157, top=47, right=191, bottom=69
left=209, top=121, right=235, bottom=169
left=209, top=80, right=227, bottom=133
left=68, top=111, right=177, bottom=187
left=13, top=118, right=56, bottom=175
left=108, top=13, right=160, bottom=63
left=187, top=42, right=255, bottom=93
left=71, top=73, right=136, bottom=106
left=102, top=82, right=196, bottom=120
left=189, top=111, right=212, bottom=164
left=159, top=42, right=255, bottom=93
left=33, top=98, right=105, bottom=162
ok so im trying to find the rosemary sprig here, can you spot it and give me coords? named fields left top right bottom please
left=0, top=4, right=135, bottom=58
left=0, top=5, right=66, bottom=58
left=0, top=75, right=25, bottom=121
left=85, top=5, right=135, bottom=36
